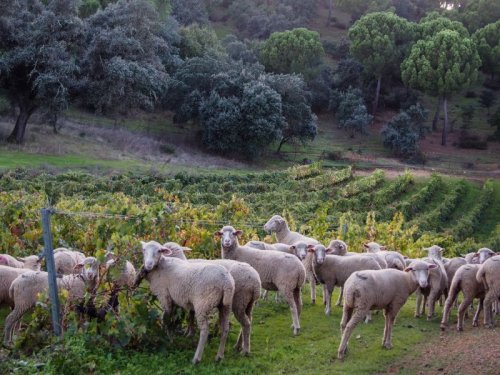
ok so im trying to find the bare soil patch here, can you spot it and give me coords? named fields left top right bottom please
left=382, top=324, right=500, bottom=375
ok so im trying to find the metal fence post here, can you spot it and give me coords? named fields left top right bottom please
left=342, top=223, right=348, bottom=237
left=41, top=208, right=61, bottom=337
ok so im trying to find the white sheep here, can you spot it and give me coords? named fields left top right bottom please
left=263, top=215, right=319, bottom=305
left=337, top=260, right=437, bottom=360
left=216, top=226, right=305, bottom=335
left=305, top=244, right=381, bottom=316
left=3, top=263, right=96, bottom=346
left=363, top=242, right=405, bottom=270
left=476, top=255, right=500, bottom=328
left=0, top=265, right=36, bottom=309
left=53, top=247, right=86, bottom=274
left=440, top=264, right=485, bottom=331
left=443, top=257, right=467, bottom=309
left=326, top=239, right=388, bottom=307
left=245, top=241, right=291, bottom=253
left=138, top=240, right=235, bottom=364
left=162, top=242, right=261, bottom=355
left=414, top=258, right=448, bottom=320
left=0, top=254, right=41, bottom=270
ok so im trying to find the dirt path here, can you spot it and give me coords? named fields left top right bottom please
left=381, top=325, right=500, bottom=375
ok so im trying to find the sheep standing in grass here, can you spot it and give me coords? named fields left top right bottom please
left=476, top=255, right=500, bottom=328
left=440, top=264, right=485, bottom=331
left=263, top=215, right=319, bottom=304
left=163, top=242, right=261, bottom=355
left=138, top=241, right=235, bottom=364
left=306, top=244, right=381, bottom=316
left=0, top=254, right=41, bottom=270
left=337, top=260, right=437, bottom=360
left=3, top=263, right=97, bottom=346
left=53, top=248, right=86, bottom=274
left=414, top=258, right=448, bottom=320
left=216, top=225, right=305, bottom=335
left=0, top=266, right=37, bottom=309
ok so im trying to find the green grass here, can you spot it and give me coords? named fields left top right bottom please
left=0, top=287, right=442, bottom=375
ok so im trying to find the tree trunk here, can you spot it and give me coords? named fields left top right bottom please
left=432, top=97, right=441, bottom=132
left=441, top=97, right=448, bottom=146
left=373, top=75, right=381, bottom=115
left=328, top=0, right=333, bottom=23
left=277, top=137, right=288, bottom=153
left=7, top=105, right=35, bottom=144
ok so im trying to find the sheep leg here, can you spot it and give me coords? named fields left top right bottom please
left=337, top=310, right=367, bottom=360
left=336, top=286, right=343, bottom=307
left=283, top=289, right=300, bottom=335
left=294, top=287, right=302, bottom=319
left=440, top=289, right=459, bottom=330
left=415, top=289, right=422, bottom=317
left=382, top=308, right=397, bottom=349
left=192, top=313, right=209, bottom=365
left=324, top=285, right=333, bottom=316
left=261, top=289, right=268, bottom=300
left=422, top=294, right=427, bottom=316
left=364, top=311, right=372, bottom=324
left=322, top=284, right=327, bottom=305
left=457, top=296, right=473, bottom=331
left=185, top=310, right=196, bottom=337
left=472, top=298, right=483, bottom=327
left=426, top=291, right=439, bottom=320
left=340, top=304, right=354, bottom=335
left=215, top=304, right=231, bottom=362
left=483, top=291, right=497, bottom=329
left=233, top=306, right=251, bottom=355
left=3, top=307, right=25, bottom=346
left=309, top=273, right=316, bottom=305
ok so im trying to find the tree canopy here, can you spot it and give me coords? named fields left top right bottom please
left=473, top=21, right=500, bottom=80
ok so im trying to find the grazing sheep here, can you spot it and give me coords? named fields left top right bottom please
left=138, top=240, right=235, bottom=364
left=263, top=215, right=319, bottom=305
left=53, top=248, right=86, bottom=275
left=306, top=244, right=381, bottom=316
left=3, top=264, right=96, bottom=346
left=363, top=242, right=405, bottom=270
left=245, top=241, right=291, bottom=253
left=440, top=264, right=485, bottom=331
left=0, top=254, right=41, bottom=271
left=337, top=260, right=437, bottom=360
left=476, top=255, right=500, bottom=328
left=163, top=242, right=261, bottom=355
left=216, top=226, right=305, bottom=335
left=0, top=266, right=36, bottom=309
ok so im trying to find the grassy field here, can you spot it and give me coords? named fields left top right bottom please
left=0, top=287, right=447, bottom=375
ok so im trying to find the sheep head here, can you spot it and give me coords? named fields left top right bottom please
left=327, top=240, right=348, bottom=255
left=263, top=215, right=286, bottom=234
left=308, top=244, right=329, bottom=264
left=405, top=260, right=437, bottom=289
left=363, top=242, right=386, bottom=253
left=290, top=242, right=308, bottom=260
left=215, top=226, right=242, bottom=249
left=422, top=245, right=444, bottom=260
left=140, top=240, right=172, bottom=271
left=477, top=248, right=495, bottom=264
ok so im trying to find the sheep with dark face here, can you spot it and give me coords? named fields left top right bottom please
left=263, top=215, right=319, bottom=305
left=138, top=240, right=235, bottom=364
left=216, top=226, right=305, bottom=335
left=337, top=260, right=438, bottom=360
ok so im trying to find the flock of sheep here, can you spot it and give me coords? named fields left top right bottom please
left=0, top=214, right=499, bottom=365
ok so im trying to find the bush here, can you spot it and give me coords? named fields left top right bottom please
left=458, top=131, right=488, bottom=149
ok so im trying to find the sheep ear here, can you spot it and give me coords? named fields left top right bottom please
left=325, top=248, right=334, bottom=254
left=159, top=247, right=173, bottom=256
left=214, top=231, right=223, bottom=237
left=307, top=244, right=315, bottom=250
left=404, top=267, right=413, bottom=272
left=233, top=230, right=243, bottom=237
left=427, top=264, right=438, bottom=270
left=182, top=247, right=192, bottom=251
left=380, top=246, right=387, bottom=250
left=422, top=247, right=429, bottom=251
left=440, top=248, right=445, bottom=252
left=16, top=257, right=26, bottom=262
left=290, top=245, right=296, bottom=250
left=140, top=241, right=147, bottom=249
left=363, top=243, right=369, bottom=248
left=74, top=263, right=84, bottom=271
